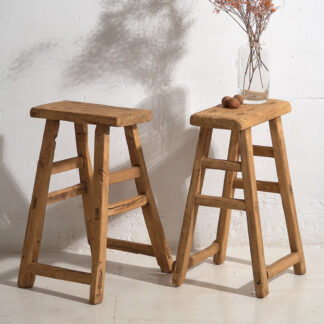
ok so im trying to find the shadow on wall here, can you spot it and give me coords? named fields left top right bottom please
left=65, top=0, right=201, bottom=251
left=0, top=135, right=29, bottom=252
left=65, top=0, right=192, bottom=89
left=0, top=135, right=89, bottom=253
left=137, top=88, right=198, bottom=251
left=0, top=0, right=204, bottom=254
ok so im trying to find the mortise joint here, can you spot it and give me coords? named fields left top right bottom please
left=95, top=208, right=99, bottom=220
left=32, top=197, right=37, bottom=209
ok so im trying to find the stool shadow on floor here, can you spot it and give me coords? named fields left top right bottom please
left=0, top=251, right=295, bottom=303
left=184, top=254, right=294, bottom=298
left=0, top=265, right=89, bottom=304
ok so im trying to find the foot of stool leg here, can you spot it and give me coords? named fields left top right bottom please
left=214, top=131, right=240, bottom=265
left=270, top=117, right=306, bottom=275
left=125, top=125, right=174, bottom=273
left=173, top=128, right=213, bottom=286
left=18, top=120, right=59, bottom=288
left=241, top=128, right=269, bottom=298
left=89, top=125, right=110, bottom=305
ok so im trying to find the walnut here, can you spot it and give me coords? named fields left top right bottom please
left=234, top=94, right=244, bottom=104
left=222, top=96, right=231, bottom=108
left=228, top=97, right=241, bottom=109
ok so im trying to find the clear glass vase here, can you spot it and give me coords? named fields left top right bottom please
left=238, top=42, right=269, bottom=104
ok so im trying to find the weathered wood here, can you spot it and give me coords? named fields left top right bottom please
left=51, top=157, right=82, bottom=175
left=27, top=263, right=92, bottom=285
left=172, top=101, right=306, bottom=299
left=266, top=252, right=300, bottom=279
left=107, top=195, right=148, bottom=217
left=201, top=158, right=241, bottom=171
left=75, top=123, right=95, bottom=247
left=46, top=183, right=86, bottom=205
left=125, top=125, right=173, bottom=273
left=107, top=238, right=155, bottom=256
left=190, top=99, right=291, bottom=130
left=234, top=178, right=280, bottom=193
left=214, top=131, right=240, bottom=264
left=195, top=194, right=246, bottom=211
left=253, top=145, right=274, bottom=158
left=270, top=117, right=306, bottom=275
left=188, top=242, right=219, bottom=268
left=173, top=128, right=213, bottom=286
left=31, top=101, right=152, bottom=126
left=109, top=166, right=141, bottom=184
left=240, top=128, right=269, bottom=298
left=89, top=125, right=110, bottom=305
left=18, top=120, right=60, bottom=288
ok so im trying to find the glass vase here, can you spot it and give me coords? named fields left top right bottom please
left=238, top=42, right=269, bottom=104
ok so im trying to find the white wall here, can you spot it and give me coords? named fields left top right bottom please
left=0, top=0, right=323, bottom=254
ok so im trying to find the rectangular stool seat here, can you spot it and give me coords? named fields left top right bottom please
left=30, top=101, right=152, bottom=126
left=190, top=99, right=291, bottom=130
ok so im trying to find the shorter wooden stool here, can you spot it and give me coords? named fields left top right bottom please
left=173, top=99, right=306, bottom=298
left=18, top=101, right=173, bottom=304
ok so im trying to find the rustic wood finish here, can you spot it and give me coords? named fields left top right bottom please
left=172, top=128, right=213, bottom=286
left=174, top=100, right=305, bottom=298
left=233, top=178, right=280, bottom=193
left=214, top=131, right=240, bottom=265
left=51, top=156, right=82, bottom=174
left=201, top=158, right=241, bottom=171
left=190, top=99, right=291, bottom=130
left=266, top=252, right=300, bottom=279
left=75, top=123, right=95, bottom=246
left=46, top=183, right=86, bottom=205
left=188, top=242, right=219, bottom=268
left=107, top=195, right=148, bottom=217
left=18, top=102, right=172, bottom=305
left=253, top=145, right=275, bottom=158
left=240, top=128, right=269, bottom=298
left=31, top=101, right=152, bottom=126
left=195, top=194, right=246, bottom=211
left=27, top=263, right=92, bottom=285
left=18, top=120, right=59, bottom=288
left=107, top=238, right=155, bottom=256
left=269, top=117, right=306, bottom=275
left=125, top=125, right=173, bottom=273
left=89, top=125, right=110, bottom=305
left=109, top=166, right=141, bottom=184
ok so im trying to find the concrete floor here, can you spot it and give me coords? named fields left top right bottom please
left=0, top=247, right=323, bottom=324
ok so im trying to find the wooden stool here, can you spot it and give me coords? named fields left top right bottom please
left=172, top=99, right=306, bottom=298
left=18, top=101, right=173, bottom=304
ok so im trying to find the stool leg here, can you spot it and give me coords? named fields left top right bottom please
left=75, top=123, right=95, bottom=247
left=18, top=120, right=59, bottom=288
left=173, top=128, right=213, bottom=286
left=269, top=117, right=306, bottom=275
left=89, top=125, right=110, bottom=305
left=214, top=130, right=240, bottom=264
left=240, top=128, right=269, bottom=298
left=125, top=125, right=173, bottom=273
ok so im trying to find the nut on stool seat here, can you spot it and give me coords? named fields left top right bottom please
left=18, top=101, right=173, bottom=304
left=173, top=99, right=306, bottom=298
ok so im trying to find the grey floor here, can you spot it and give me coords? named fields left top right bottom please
left=0, top=247, right=322, bottom=324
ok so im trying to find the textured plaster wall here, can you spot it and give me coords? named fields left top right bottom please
left=0, top=0, right=323, bottom=254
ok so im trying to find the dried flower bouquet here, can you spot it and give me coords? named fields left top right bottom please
left=209, top=0, right=277, bottom=100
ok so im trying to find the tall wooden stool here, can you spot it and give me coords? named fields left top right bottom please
left=18, top=101, right=173, bottom=304
left=173, top=99, right=306, bottom=298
